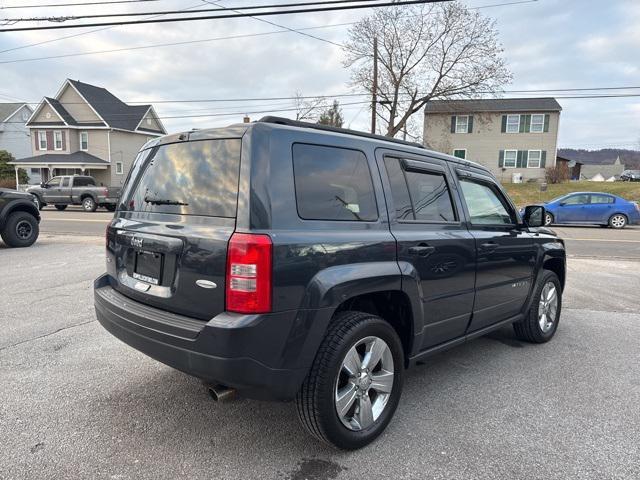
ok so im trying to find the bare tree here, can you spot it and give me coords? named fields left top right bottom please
left=343, top=2, right=511, bottom=137
left=293, top=91, right=328, bottom=121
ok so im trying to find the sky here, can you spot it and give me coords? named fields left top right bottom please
left=0, top=0, right=639, bottom=150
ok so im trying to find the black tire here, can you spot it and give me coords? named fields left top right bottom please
left=82, top=196, right=97, bottom=212
left=544, top=212, right=554, bottom=226
left=296, top=311, right=404, bottom=450
left=104, top=205, right=116, bottom=212
left=54, top=204, right=67, bottom=211
left=1, top=211, right=39, bottom=248
left=608, top=213, right=627, bottom=229
left=513, top=270, right=562, bottom=343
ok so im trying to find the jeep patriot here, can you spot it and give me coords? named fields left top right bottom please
left=94, top=117, right=566, bottom=449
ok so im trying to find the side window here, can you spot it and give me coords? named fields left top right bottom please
left=74, top=177, right=88, bottom=187
left=47, top=177, right=61, bottom=187
left=563, top=194, right=589, bottom=205
left=61, top=177, right=70, bottom=187
left=459, top=179, right=514, bottom=225
left=384, top=157, right=456, bottom=222
left=292, top=143, right=378, bottom=221
left=590, top=194, right=614, bottom=204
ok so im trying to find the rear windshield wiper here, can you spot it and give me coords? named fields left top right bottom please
left=144, top=195, right=189, bottom=206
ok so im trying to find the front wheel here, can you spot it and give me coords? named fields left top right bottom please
left=608, top=214, right=627, bottom=229
left=82, top=197, right=97, bottom=212
left=296, top=311, right=404, bottom=450
left=1, top=211, right=39, bottom=247
left=544, top=212, right=554, bottom=226
left=514, top=270, right=562, bottom=343
left=54, top=204, right=67, bottom=211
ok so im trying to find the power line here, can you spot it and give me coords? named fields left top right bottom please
left=8, top=86, right=640, bottom=105
left=0, top=2, right=205, bottom=55
left=0, top=0, right=159, bottom=8
left=1, top=0, right=386, bottom=22
left=0, top=22, right=353, bottom=65
left=0, top=0, right=538, bottom=57
left=0, top=0, right=449, bottom=32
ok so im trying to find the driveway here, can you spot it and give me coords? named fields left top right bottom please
left=1, top=235, right=639, bottom=479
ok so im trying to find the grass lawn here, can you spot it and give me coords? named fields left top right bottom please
left=503, top=181, right=640, bottom=206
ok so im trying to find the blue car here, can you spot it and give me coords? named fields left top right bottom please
left=534, top=192, right=640, bottom=229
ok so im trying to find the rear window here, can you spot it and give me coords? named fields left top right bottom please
left=125, top=139, right=241, bottom=217
left=292, top=143, right=378, bottom=221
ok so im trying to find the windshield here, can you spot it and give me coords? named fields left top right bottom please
left=121, top=138, right=241, bottom=217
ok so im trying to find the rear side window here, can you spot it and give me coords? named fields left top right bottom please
left=74, top=177, right=95, bottom=187
left=126, top=139, right=241, bottom=217
left=384, top=157, right=456, bottom=222
left=590, top=194, right=614, bottom=204
left=292, top=143, right=377, bottom=221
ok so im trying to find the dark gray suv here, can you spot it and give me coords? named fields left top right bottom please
left=94, top=117, right=566, bottom=449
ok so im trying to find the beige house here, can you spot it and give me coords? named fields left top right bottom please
left=423, top=98, right=562, bottom=183
left=10, top=79, right=166, bottom=186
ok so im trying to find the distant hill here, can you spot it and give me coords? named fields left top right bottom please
left=558, top=148, right=640, bottom=169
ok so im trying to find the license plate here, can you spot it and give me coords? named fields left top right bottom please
left=133, top=251, right=163, bottom=285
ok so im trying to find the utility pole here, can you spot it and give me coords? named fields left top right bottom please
left=371, top=36, right=378, bottom=134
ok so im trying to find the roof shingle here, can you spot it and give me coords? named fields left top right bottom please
left=424, top=97, right=562, bottom=114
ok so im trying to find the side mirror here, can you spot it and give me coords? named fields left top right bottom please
left=40, top=182, right=46, bottom=188
left=523, top=205, right=545, bottom=228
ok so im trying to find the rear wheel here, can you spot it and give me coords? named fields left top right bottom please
left=104, top=205, right=116, bottom=212
left=544, top=212, right=554, bottom=226
left=82, top=197, right=97, bottom=212
left=54, top=204, right=67, bottom=211
left=608, top=214, right=627, bottom=229
left=514, top=270, right=561, bottom=343
left=1, top=211, right=39, bottom=247
left=296, top=311, right=404, bottom=450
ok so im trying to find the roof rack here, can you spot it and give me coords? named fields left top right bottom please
left=257, top=116, right=426, bottom=150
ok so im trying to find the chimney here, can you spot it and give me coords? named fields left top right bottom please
left=243, top=115, right=250, bottom=123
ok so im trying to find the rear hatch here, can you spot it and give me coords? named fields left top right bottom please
left=108, top=137, right=242, bottom=320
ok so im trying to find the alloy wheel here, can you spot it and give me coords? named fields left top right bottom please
left=15, top=220, right=33, bottom=240
left=538, top=281, right=558, bottom=333
left=610, top=214, right=626, bottom=228
left=334, top=336, right=394, bottom=431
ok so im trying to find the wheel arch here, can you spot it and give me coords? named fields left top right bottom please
left=298, top=262, right=422, bottom=367
left=0, top=199, right=40, bottom=230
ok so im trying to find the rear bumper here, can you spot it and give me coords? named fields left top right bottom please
left=94, top=274, right=324, bottom=400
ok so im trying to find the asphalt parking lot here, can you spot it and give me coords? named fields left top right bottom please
left=1, top=224, right=639, bottom=479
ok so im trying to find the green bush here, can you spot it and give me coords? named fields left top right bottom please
left=0, top=150, right=28, bottom=185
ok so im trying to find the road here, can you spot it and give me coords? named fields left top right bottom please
left=37, top=206, right=640, bottom=259
left=1, top=235, right=639, bottom=479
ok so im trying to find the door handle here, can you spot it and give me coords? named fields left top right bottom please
left=408, top=244, right=436, bottom=257
left=479, top=242, right=498, bottom=252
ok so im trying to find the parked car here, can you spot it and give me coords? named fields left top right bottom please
left=27, top=175, right=121, bottom=212
left=94, top=117, right=566, bottom=450
left=532, top=192, right=640, bottom=228
left=620, top=170, right=640, bottom=182
left=0, top=188, right=40, bottom=247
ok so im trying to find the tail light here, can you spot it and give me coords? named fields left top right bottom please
left=226, top=233, right=272, bottom=314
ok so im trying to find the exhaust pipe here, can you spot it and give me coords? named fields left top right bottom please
left=207, top=384, right=237, bottom=402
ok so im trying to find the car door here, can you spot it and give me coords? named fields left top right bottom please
left=587, top=194, right=615, bottom=223
left=43, top=176, right=62, bottom=203
left=58, top=176, right=73, bottom=204
left=378, top=152, right=476, bottom=349
left=454, top=169, right=537, bottom=332
left=556, top=193, right=590, bottom=223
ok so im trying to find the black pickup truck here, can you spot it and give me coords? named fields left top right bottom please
left=27, top=175, right=121, bottom=212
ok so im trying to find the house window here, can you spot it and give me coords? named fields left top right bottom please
left=80, top=131, right=88, bottom=151
left=527, top=150, right=542, bottom=168
left=506, top=115, right=520, bottom=133
left=504, top=150, right=517, bottom=168
left=455, top=115, right=469, bottom=134
left=116, top=161, right=124, bottom=175
left=38, top=131, right=47, bottom=150
left=54, top=131, right=63, bottom=150
left=530, top=114, right=545, bottom=133
left=453, top=149, right=466, bottom=159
